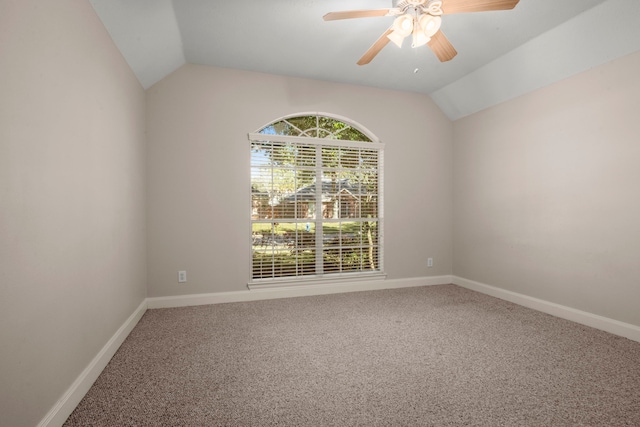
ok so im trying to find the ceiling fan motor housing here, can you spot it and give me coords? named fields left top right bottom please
left=394, top=0, right=443, bottom=16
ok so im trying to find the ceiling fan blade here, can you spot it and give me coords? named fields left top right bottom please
left=323, top=9, right=394, bottom=21
left=441, top=0, right=519, bottom=14
left=357, top=28, right=393, bottom=66
left=427, top=30, right=458, bottom=62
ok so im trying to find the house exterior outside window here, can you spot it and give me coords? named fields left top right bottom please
left=249, top=113, right=384, bottom=286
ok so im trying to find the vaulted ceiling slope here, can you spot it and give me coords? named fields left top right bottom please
left=90, top=0, right=640, bottom=120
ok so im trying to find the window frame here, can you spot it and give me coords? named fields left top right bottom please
left=248, top=113, right=385, bottom=288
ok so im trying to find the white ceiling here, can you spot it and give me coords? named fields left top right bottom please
left=89, top=0, right=640, bottom=120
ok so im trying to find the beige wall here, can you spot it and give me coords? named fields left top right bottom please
left=146, top=64, right=453, bottom=297
left=453, top=51, right=640, bottom=326
left=0, top=1, right=147, bottom=426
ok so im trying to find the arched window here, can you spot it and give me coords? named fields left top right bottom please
left=249, top=113, right=384, bottom=285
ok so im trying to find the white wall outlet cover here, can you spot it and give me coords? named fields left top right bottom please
left=178, top=270, right=187, bottom=282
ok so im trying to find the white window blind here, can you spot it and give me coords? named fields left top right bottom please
left=249, top=114, right=383, bottom=284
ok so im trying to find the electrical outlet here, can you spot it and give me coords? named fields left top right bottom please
left=178, top=270, right=187, bottom=283
left=427, top=258, right=433, bottom=268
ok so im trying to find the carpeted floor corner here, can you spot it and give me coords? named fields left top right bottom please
left=64, top=284, right=640, bottom=426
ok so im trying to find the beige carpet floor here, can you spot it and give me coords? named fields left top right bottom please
left=64, top=284, right=640, bottom=426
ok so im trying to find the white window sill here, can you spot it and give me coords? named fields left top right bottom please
left=247, top=272, right=387, bottom=290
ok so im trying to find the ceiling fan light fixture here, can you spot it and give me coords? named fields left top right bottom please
left=411, top=13, right=441, bottom=48
left=411, top=30, right=430, bottom=48
left=419, top=14, right=442, bottom=38
left=387, top=13, right=414, bottom=48
left=392, top=14, right=413, bottom=36
left=387, top=30, right=407, bottom=48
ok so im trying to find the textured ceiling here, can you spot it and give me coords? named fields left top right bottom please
left=89, top=0, right=640, bottom=119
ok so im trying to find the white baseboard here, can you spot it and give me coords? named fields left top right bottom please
left=452, top=276, right=640, bottom=343
left=147, top=275, right=453, bottom=309
left=38, top=299, right=148, bottom=427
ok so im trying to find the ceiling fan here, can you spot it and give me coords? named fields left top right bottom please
left=323, top=0, right=520, bottom=65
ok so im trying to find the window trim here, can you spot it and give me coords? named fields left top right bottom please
left=253, top=112, right=382, bottom=144
left=248, top=113, right=384, bottom=288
